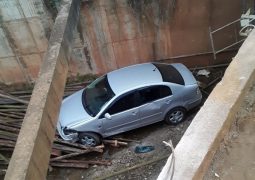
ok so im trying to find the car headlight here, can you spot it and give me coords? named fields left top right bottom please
left=63, top=127, right=77, bottom=135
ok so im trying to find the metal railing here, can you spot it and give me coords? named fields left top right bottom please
left=209, top=18, right=246, bottom=59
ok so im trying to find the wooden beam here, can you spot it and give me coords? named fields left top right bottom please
left=0, top=92, right=29, bottom=105
left=4, top=0, right=81, bottom=179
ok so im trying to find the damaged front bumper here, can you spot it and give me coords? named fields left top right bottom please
left=57, top=121, right=78, bottom=142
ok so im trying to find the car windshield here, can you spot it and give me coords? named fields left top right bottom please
left=82, top=75, right=115, bottom=117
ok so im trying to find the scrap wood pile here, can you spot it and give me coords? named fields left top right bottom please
left=0, top=82, right=128, bottom=173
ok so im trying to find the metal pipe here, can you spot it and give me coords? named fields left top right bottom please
left=157, top=49, right=237, bottom=61
left=209, top=27, right=217, bottom=59
left=211, top=18, right=241, bottom=33
left=216, top=39, right=246, bottom=54
left=189, top=63, right=230, bottom=70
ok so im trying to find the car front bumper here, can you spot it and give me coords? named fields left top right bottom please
left=57, top=121, right=78, bottom=142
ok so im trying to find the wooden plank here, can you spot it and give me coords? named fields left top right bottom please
left=50, top=146, right=104, bottom=162
left=0, top=153, right=9, bottom=163
left=0, top=124, right=19, bottom=133
left=0, top=130, right=18, bottom=138
left=53, top=144, right=85, bottom=153
left=51, top=149, right=62, bottom=157
left=54, top=138, right=95, bottom=149
left=0, top=92, right=29, bottom=105
left=0, top=139, right=16, bottom=148
left=50, top=162, right=89, bottom=169
left=0, top=112, right=23, bottom=119
left=103, top=140, right=128, bottom=146
left=56, top=159, right=111, bottom=166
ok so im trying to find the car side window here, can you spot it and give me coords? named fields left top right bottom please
left=138, top=86, right=172, bottom=105
left=159, top=86, right=172, bottom=98
left=107, top=92, right=137, bottom=115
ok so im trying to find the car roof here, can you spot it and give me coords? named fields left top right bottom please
left=107, top=63, right=163, bottom=95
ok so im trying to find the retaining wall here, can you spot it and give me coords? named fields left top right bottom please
left=0, top=0, right=241, bottom=84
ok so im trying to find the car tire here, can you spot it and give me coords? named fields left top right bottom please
left=78, top=132, right=101, bottom=147
left=165, top=107, right=186, bottom=125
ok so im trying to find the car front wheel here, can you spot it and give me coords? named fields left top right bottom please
left=165, top=107, right=186, bottom=125
left=78, top=132, right=101, bottom=147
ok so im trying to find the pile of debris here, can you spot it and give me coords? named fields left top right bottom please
left=190, top=64, right=228, bottom=97
left=0, top=82, right=129, bottom=174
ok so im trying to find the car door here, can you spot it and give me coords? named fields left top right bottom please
left=137, top=85, right=173, bottom=126
left=101, top=92, right=140, bottom=137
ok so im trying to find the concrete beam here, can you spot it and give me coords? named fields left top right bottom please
left=158, top=29, right=255, bottom=180
left=4, top=0, right=81, bottom=179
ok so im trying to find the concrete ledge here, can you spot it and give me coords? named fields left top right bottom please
left=4, top=1, right=81, bottom=180
left=158, top=30, right=255, bottom=180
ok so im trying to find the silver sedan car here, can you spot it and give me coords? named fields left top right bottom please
left=57, top=63, right=202, bottom=146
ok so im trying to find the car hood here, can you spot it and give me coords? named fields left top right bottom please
left=171, top=63, right=197, bottom=85
left=58, top=89, right=93, bottom=128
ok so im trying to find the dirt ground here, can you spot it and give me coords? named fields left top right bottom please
left=47, top=110, right=198, bottom=180
left=204, top=84, right=255, bottom=180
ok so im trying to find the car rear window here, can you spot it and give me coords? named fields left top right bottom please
left=153, top=63, right=185, bottom=85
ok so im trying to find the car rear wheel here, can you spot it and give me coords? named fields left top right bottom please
left=165, top=107, right=186, bottom=125
left=79, top=132, right=101, bottom=147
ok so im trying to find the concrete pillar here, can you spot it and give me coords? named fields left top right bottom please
left=4, top=0, right=81, bottom=179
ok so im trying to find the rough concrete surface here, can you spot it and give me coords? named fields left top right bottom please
left=158, top=29, right=255, bottom=180
left=204, top=82, right=255, bottom=180
left=0, top=0, right=51, bottom=84
left=0, top=0, right=241, bottom=84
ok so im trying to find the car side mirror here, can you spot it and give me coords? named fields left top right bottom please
left=104, top=113, right=112, bottom=120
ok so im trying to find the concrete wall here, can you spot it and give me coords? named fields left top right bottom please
left=0, top=0, right=242, bottom=84
left=158, top=29, right=255, bottom=180
left=0, top=0, right=51, bottom=84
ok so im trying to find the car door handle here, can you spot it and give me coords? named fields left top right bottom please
left=166, top=100, right=172, bottom=104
